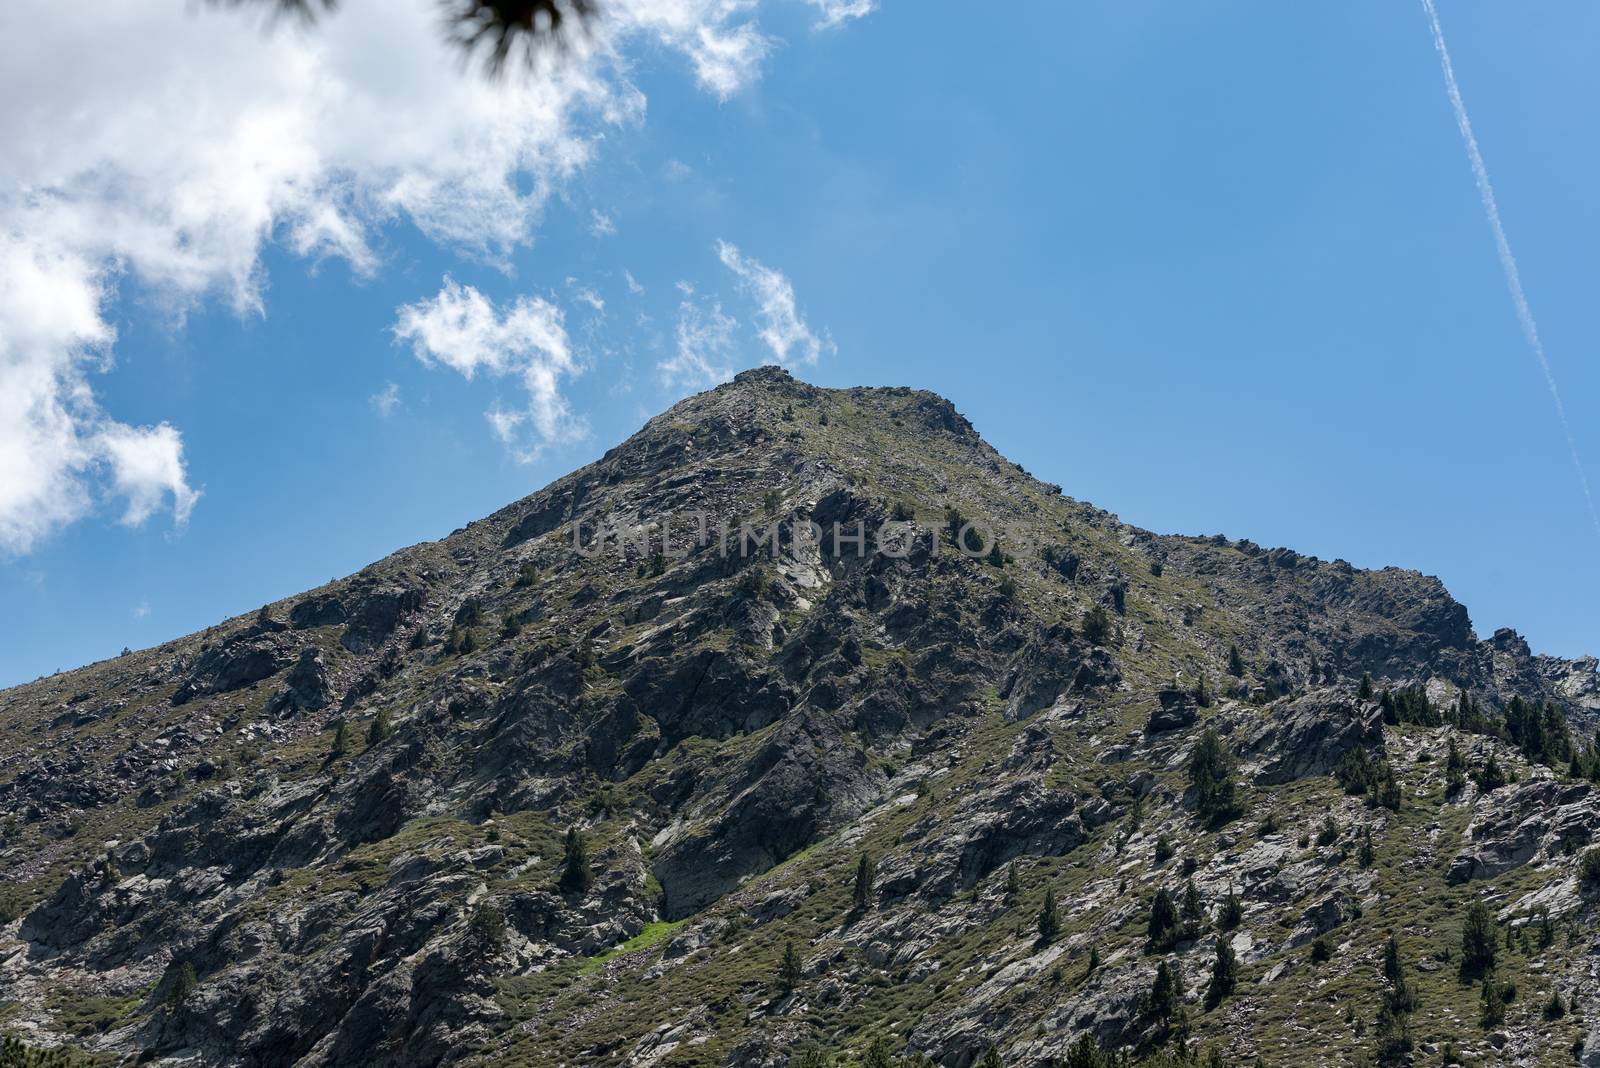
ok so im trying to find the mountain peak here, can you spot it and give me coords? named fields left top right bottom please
left=2, top=376, right=1597, bottom=1065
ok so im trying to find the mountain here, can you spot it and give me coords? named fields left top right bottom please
left=2, top=367, right=1599, bottom=1067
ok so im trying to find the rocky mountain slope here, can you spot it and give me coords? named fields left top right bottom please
left=3, top=367, right=1600, bottom=1067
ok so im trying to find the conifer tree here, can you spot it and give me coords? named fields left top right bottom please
left=1148, top=887, right=1178, bottom=949
left=1038, top=886, right=1060, bottom=945
left=1383, top=931, right=1403, bottom=985
left=1217, top=887, right=1244, bottom=932
left=853, top=853, right=875, bottom=915
left=861, top=1036, right=894, bottom=1068
left=164, top=960, right=198, bottom=1013
left=1480, top=976, right=1505, bottom=1027
left=1227, top=644, right=1245, bottom=677
left=1187, top=727, right=1238, bottom=825
left=1148, top=959, right=1182, bottom=1022
left=779, top=939, right=803, bottom=993
left=1204, top=936, right=1237, bottom=1009
left=1476, top=748, right=1507, bottom=792
left=1004, top=862, right=1020, bottom=902
left=331, top=719, right=352, bottom=758
left=558, top=825, right=592, bottom=894
left=1181, top=877, right=1203, bottom=932
left=367, top=709, right=392, bottom=746
left=1445, top=736, right=1467, bottom=796
left=1358, top=673, right=1374, bottom=700
left=1459, top=899, right=1496, bottom=980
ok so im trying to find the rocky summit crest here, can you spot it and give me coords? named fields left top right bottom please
left=2, top=370, right=1599, bottom=1066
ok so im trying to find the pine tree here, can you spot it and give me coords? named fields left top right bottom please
left=164, top=960, right=198, bottom=1013
left=1459, top=899, right=1496, bottom=980
left=1081, top=605, right=1113, bottom=645
left=1227, top=644, right=1245, bottom=677
left=1064, top=1034, right=1106, bottom=1068
left=1181, top=877, right=1203, bottom=933
left=861, top=1036, right=894, bottom=1068
left=1358, top=827, right=1376, bottom=867
left=1204, top=936, right=1238, bottom=1009
left=1217, top=887, right=1244, bottom=932
left=1187, top=727, right=1238, bottom=825
left=469, top=900, right=507, bottom=953
left=1479, top=976, right=1505, bottom=1027
left=1445, top=736, right=1467, bottom=796
left=978, top=1049, right=1004, bottom=1068
left=1038, top=886, right=1060, bottom=944
left=852, top=852, right=875, bottom=915
left=330, top=719, right=352, bottom=758
left=779, top=939, right=803, bottom=992
left=558, top=825, right=592, bottom=894
left=1374, top=1003, right=1414, bottom=1063
left=1148, top=887, right=1178, bottom=949
left=1383, top=931, right=1403, bottom=985
left=1148, top=959, right=1183, bottom=1022
left=1004, top=862, right=1020, bottom=902
left=1358, top=673, right=1374, bottom=700
left=367, top=709, right=392, bottom=746
left=1476, top=749, right=1506, bottom=792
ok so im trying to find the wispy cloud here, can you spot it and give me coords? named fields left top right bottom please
left=624, top=269, right=645, bottom=295
left=659, top=296, right=738, bottom=388
left=1420, top=0, right=1600, bottom=539
left=716, top=240, right=834, bottom=366
left=589, top=209, right=617, bottom=237
left=393, top=278, right=584, bottom=457
left=808, top=0, right=877, bottom=29
left=133, top=601, right=150, bottom=620
left=369, top=382, right=402, bottom=418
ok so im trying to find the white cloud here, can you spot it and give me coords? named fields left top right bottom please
left=610, top=0, right=771, bottom=99
left=369, top=381, right=402, bottom=417
left=808, top=0, right=877, bottom=29
left=660, top=297, right=739, bottom=388
left=95, top=422, right=201, bottom=529
left=394, top=278, right=583, bottom=455
left=589, top=209, right=617, bottom=237
left=0, top=0, right=797, bottom=553
left=133, top=601, right=150, bottom=621
left=624, top=269, right=645, bottom=295
left=716, top=240, right=834, bottom=366
left=574, top=288, right=606, bottom=313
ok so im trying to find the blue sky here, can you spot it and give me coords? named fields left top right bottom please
left=2, top=1, right=1598, bottom=686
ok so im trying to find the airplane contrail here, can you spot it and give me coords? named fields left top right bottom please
left=1419, top=0, right=1600, bottom=538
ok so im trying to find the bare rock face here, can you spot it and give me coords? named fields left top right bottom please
left=339, top=583, right=425, bottom=653
left=1447, top=779, right=1597, bottom=884
left=171, top=636, right=293, bottom=705
left=1229, top=689, right=1384, bottom=784
left=1003, top=625, right=1119, bottom=722
left=266, top=646, right=332, bottom=715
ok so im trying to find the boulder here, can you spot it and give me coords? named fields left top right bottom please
left=1145, top=688, right=1197, bottom=734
